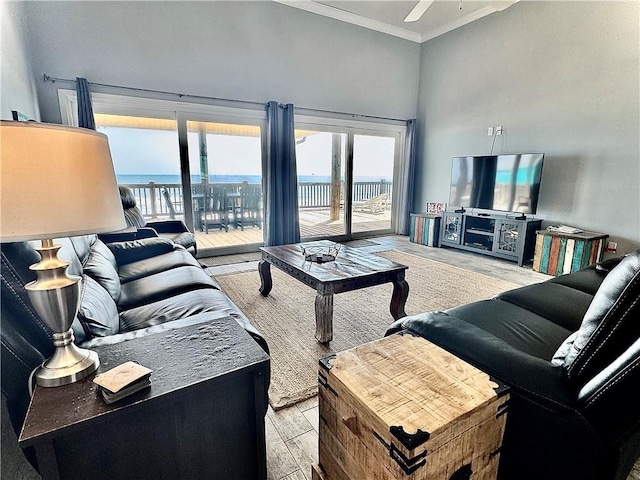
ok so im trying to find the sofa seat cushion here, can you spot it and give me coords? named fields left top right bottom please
left=549, top=266, right=607, bottom=296
left=117, top=265, right=217, bottom=310
left=118, top=250, right=201, bottom=283
left=77, top=275, right=119, bottom=338
left=118, top=288, right=265, bottom=347
left=156, top=231, right=196, bottom=251
left=106, top=237, right=176, bottom=266
left=496, top=282, right=594, bottom=332
left=394, top=312, right=572, bottom=408
left=82, top=310, right=238, bottom=348
left=446, top=298, right=573, bottom=360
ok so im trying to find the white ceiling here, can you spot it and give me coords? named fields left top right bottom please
left=274, top=0, right=520, bottom=43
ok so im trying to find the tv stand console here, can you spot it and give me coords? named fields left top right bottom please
left=440, top=211, right=542, bottom=266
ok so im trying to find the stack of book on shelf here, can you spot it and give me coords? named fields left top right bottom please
left=93, top=361, right=152, bottom=404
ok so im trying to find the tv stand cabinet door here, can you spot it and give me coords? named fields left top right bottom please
left=440, top=212, right=463, bottom=246
left=493, top=219, right=523, bottom=260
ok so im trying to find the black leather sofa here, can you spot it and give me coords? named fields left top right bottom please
left=1, top=234, right=269, bottom=467
left=387, top=250, right=640, bottom=480
left=118, top=185, right=198, bottom=256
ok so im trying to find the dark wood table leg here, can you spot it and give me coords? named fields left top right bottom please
left=315, top=286, right=334, bottom=343
left=258, top=260, right=272, bottom=296
left=390, top=272, right=409, bottom=320
left=35, top=442, right=60, bottom=480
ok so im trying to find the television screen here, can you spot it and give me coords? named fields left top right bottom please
left=448, top=154, right=544, bottom=214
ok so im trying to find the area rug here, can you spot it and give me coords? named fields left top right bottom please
left=343, top=239, right=378, bottom=248
left=199, top=252, right=263, bottom=267
left=214, top=250, right=519, bottom=410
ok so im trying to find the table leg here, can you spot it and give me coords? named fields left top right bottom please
left=35, top=442, right=61, bottom=480
left=258, top=260, right=272, bottom=296
left=315, top=291, right=334, bottom=344
left=390, top=273, right=409, bottom=320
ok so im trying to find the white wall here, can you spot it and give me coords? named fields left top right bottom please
left=23, top=1, right=420, bottom=123
left=415, top=1, right=639, bottom=254
left=1, top=1, right=40, bottom=121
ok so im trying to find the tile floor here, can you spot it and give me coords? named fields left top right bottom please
left=237, top=235, right=552, bottom=480
left=3, top=236, right=639, bottom=479
left=204, top=235, right=639, bottom=480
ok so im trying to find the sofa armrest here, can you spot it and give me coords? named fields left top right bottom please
left=389, top=311, right=574, bottom=409
left=577, top=337, right=640, bottom=445
left=106, top=237, right=177, bottom=266
left=147, top=219, right=190, bottom=234
left=99, top=227, right=158, bottom=244
left=136, top=227, right=159, bottom=239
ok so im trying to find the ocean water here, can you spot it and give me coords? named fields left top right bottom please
left=117, top=174, right=391, bottom=185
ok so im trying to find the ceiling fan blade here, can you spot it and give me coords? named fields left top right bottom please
left=404, top=0, right=435, bottom=23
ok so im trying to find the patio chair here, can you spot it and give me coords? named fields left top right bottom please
left=353, top=192, right=389, bottom=214
left=234, top=185, right=262, bottom=231
left=201, top=186, right=229, bottom=233
left=162, top=187, right=181, bottom=219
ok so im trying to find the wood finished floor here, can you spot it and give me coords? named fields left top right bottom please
left=206, top=235, right=640, bottom=480
left=193, top=208, right=391, bottom=251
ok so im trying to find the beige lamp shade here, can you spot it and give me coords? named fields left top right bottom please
left=0, top=121, right=126, bottom=242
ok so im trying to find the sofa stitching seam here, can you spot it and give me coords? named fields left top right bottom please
left=568, top=273, right=640, bottom=378
left=584, top=354, right=640, bottom=408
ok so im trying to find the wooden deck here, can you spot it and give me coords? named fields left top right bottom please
left=194, top=209, right=392, bottom=252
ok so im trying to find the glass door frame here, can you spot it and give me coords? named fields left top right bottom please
left=295, top=114, right=406, bottom=241
left=59, top=90, right=266, bottom=255
left=176, top=109, right=266, bottom=250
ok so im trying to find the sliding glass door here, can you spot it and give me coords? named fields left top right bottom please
left=294, top=118, right=403, bottom=241
left=66, top=91, right=404, bottom=253
left=351, top=134, right=396, bottom=234
left=183, top=118, right=264, bottom=252
left=94, top=114, right=183, bottom=222
left=295, top=130, right=347, bottom=239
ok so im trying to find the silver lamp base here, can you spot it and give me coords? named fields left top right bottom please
left=26, top=240, right=101, bottom=388
left=35, top=330, right=100, bottom=387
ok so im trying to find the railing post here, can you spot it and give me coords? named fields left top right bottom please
left=149, top=181, right=157, bottom=219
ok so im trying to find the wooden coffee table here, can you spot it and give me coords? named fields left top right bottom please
left=258, top=240, right=409, bottom=343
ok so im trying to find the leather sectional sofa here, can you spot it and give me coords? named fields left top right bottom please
left=1, top=234, right=269, bottom=467
left=387, top=250, right=640, bottom=480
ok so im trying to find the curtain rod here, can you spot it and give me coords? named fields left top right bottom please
left=42, top=74, right=406, bottom=123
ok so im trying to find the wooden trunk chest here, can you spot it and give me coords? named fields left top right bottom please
left=533, top=230, right=608, bottom=276
left=316, top=333, right=509, bottom=480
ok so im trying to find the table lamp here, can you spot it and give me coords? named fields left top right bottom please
left=0, top=121, right=126, bottom=387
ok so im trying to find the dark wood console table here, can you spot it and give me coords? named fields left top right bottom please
left=258, top=240, right=409, bottom=344
left=19, top=317, right=270, bottom=480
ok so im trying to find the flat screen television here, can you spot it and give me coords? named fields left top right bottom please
left=448, top=154, right=544, bottom=214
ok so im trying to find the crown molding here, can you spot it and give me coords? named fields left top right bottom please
left=273, top=0, right=423, bottom=43
left=420, top=5, right=505, bottom=42
left=274, top=0, right=519, bottom=44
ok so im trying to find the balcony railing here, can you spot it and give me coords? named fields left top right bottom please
left=123, top=180, right=392, bottom=219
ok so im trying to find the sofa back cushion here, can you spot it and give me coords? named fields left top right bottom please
left=82, top=240, right=121, bottom=302
left=552, top=250, right=640, bottom=387
left=123, top=207, right=147, bottom=229
left=77, top=275, right=120, bottom=337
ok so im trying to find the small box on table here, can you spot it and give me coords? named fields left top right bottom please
left=316, top=333, right=509, bottom=480
left=409, top=213, right=441, bottom=247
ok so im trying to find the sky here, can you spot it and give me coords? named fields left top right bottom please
left=100, top=126, right=395, bottom=180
